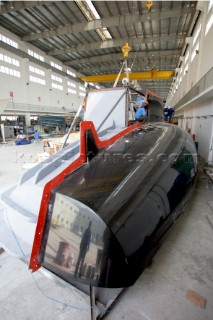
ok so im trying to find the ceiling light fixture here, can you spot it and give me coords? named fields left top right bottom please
left=75, top=0, right=112, bottom=40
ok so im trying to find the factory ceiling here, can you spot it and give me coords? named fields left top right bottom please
left=0, top=1, right=199, bottom=100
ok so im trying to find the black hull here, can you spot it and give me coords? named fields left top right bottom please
left=38, top=122, right=197, bottom=288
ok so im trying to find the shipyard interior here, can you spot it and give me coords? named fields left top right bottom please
left=0, top=1, right=213, bottom=320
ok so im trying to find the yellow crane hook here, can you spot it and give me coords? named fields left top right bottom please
left=122, top=43, right=131, bottom=58
left=146, top=1, right=153, bottom=11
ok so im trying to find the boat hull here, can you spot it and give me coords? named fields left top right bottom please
left=37, top=122, right=197, bottom=288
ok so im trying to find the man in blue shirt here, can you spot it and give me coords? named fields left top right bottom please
left=34, top=130, right=40, bottom=142
left=133, top=94, right=145, bottom=112
left=135, top=102, right=147, bottom=123
left=167, top=107, right=174, bottom=122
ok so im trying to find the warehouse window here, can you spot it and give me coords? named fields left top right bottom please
left=184, top=64, right=188, bottom=74
left=192, top=24, right=201, bottom=46
left=67, top=70, right=76, bottom=77
left=191, top=43, right=199, bottom=62
left=67, top=81, right=76, bottom=88
left=0, top=53, right=19, bottom=67
left=205, top=13, right=213, bottom=36
left=0, top=66, right=20, bottom=77
left=51, top=83, right=63, bottom=91
left=208, top=0, right=213, bottom=12
left=184, top=50, right=189, bottom=64
left=67, top=81, right=77, bottom=94
left=191, top=21, right=201, bottom=62
left=29, top=65, right=45, bottom=76
left=28, top=49, right=44, bottom=62
left=79, top=85, right=86, bottom=96
left=68, top=88, right=76, bottom=94
left=51, top=74, right=62, bottom=83
left=30, top=75, right=45, bottom=85
left=183, top=49, right=189, bottom=75
left=2, top=116, right=17, bottom=121
left=79, top=86, right=85, bottom=91
left=0, top=34, right=18, bottom=48
left=89, top=82, right=95, bottom=87
left=50, top=61, right=62, bottom=71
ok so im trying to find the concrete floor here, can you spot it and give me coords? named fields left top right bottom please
left=0, top=141, right=213, bottom=320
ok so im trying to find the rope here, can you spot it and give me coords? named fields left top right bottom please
left=130, top=33, right=144, bottom=71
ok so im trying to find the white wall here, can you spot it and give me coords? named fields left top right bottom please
left=198, top=1, right=213, bottom=79
left=168, top=1, right=213, bottom=107
left=0, top=27, right=87, bottom=114
left=169, top=1, right=213, bottom=165
left=177, top=98, right=213, bottom=164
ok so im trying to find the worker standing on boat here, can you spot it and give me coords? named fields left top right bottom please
left=163, top=102, right=169, bottom=121
left=134, top=99, right=148, bottom=123
left=167, top=107, right=175, bottom=122
left=133, top=94, right=146, bottom=112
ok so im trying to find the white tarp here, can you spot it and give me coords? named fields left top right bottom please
left=84, top=88, right=127, bottom=132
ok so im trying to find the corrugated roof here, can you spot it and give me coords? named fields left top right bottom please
left=0, top=1, right=198, bottom=99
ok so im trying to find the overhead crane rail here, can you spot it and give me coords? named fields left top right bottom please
left=79, top=70, right=175, bottom=83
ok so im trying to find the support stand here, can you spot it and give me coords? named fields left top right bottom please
left=90, top=285, right=96, bottom=320
left=0, top=124, right=7, bottom=144
left=62, top=104, right=83, bottom=148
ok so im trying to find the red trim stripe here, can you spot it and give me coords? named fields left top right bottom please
left=29, top=121, right=141, bottom=271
